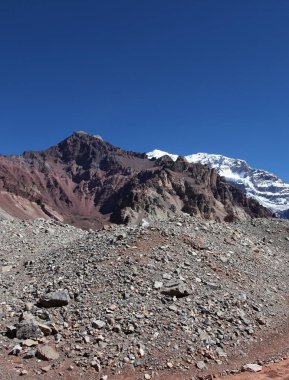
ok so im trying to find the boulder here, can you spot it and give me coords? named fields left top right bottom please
left=39, top=291, right=70, bottom=307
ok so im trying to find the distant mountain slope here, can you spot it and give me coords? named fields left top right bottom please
left=147, top=149, right=289, bottom=217
left=0, top=132, right=271, bottom=228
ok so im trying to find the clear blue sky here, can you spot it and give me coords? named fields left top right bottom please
left=0, top=1, right=288, bottom=181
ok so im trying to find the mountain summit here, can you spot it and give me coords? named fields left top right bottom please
left=0, top=133, right=271, bottom=228
left=147, top=149, right=289, bottom=218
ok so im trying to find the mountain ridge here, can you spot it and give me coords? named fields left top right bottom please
left=147, top=149, right=289, bottom=217
left=0, top=132, right=271, bottom=228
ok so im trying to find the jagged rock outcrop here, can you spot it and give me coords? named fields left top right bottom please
left=147, top=149, right=289, bottom=218
left=0, top=132, right=271, bottom=228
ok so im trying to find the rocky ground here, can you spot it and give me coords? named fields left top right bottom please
left=1, top=215, right=289, bottom=379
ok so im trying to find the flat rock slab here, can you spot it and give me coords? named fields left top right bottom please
left=36, top=345, right=59, bottom=361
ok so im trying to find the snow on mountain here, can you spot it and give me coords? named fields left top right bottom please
left=147, top=149, right=289, bottom=216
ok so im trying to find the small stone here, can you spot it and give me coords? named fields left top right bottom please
left=154, top=281, right=163, bottom=289
left=116, top=233, right=127, bottom=241
left=161, top=280, right=191, bottom=298
left=108, top=304, right=117, bottom=311
left=22, top=339, right=38, bottom=347
left=38, top=323, right=52, bottom=336
left=20, top=370, right=28, bottom=376
left=141, top=219, right=150, bottom=228
left=10, top=344, right=22, bottom=356
left=19, top=312, right=34, bottom=321
left=196, top=361, right=207, bottom=370
left=91, top=360, right=101, bottom=371
left=41, top=365, right=52, bottom=372
left=216, top=347, right=227, bottom=358
left=55, top=333, right=62, bottom=343
left=167, top=362, right=173, bottom=368
left=24, top=302, right=34, bottom=311
left=24, top=350, right=36, bottom=359
left=39, top=291, right=70, bottom=307
left=83, top=335, right=90, bottom=343
left=205, top=282, right=219, bottom=290
left=113, top=324, right=122, bottom=333
left=144, top=374, right=151, bottom=379
left=16, top=319, right=43, bottom=340
left=36, top=345, right=59, bottom=361
left=243, top=363, right=263, bottom=372
left=219, top=255, right=228, bottom=263
left=92, top=320, right=106, bottom=329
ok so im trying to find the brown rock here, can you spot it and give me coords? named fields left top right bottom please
left=22, top=339, right=38, bottom=347
left=36, top=345, right=59, bottom=361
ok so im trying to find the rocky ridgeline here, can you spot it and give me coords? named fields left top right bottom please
left=147, top=150, right=289, bottom=218
left=1, top=216, right=289, bottom=379
left=0, top=132, right=271, bottom=229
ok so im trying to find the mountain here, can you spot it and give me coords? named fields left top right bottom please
left=0, top=132, right=271, bottom=229
left=147, top=149, right=289, bottom=217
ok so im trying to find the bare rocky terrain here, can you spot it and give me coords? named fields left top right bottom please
left=1, top=215, right=289, bottom=379
left=0, top=132, right=288, bottom=379
left=0, top=132, right=271, bottom=229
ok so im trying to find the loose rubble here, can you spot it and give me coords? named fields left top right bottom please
left=0, top=216, right=289, bottom=379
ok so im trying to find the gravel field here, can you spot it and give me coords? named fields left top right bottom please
left=1, top=216, right=289, bottom=379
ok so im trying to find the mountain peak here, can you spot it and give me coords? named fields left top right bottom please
left=73, top=131, right=103, bottom=140
left=147, top=149, right=289, bottom=216
left=74, top=130, right=88, bottom=135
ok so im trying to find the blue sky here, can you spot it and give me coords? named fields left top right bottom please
left=0, top=1, right=288, bottom=181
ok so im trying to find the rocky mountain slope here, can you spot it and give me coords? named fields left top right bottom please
left=0, top=132, right=271, bottom=229
left=1, top=216, right=289, bottom=379
left=147, top=150, right=289, bottom=218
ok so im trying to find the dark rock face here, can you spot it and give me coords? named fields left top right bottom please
left=0, top=132, right=272, bottom=228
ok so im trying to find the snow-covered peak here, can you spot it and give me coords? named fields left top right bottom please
left=146, top=149, right=178, bottom=161
left=147, top=149, right=289, bottom=216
